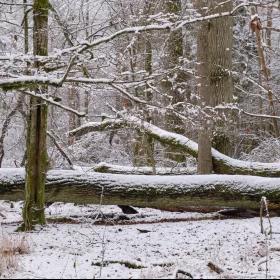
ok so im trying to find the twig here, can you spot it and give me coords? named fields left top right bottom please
left=47, top=131, right=74, bottom=169
left=207, top=262, right=224, bottom=275
left=260, top=197, right=272, bottom=237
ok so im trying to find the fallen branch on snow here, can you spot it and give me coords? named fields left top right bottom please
left=73, top=163, right=196, bottom=175
left=70, top=116, right=280, bottom=177
left=1, top=169, right=280, bottom=213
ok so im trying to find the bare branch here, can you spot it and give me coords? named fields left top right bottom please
left=47, top=131, right=74, bottom=169
left=18, top=90, right=86, bottom=117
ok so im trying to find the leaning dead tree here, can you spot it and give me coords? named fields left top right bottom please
left=0, top=169, right=280, bottom=213
left=70, top=115, right=280, bottom=177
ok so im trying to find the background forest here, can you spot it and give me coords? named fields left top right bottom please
left=0, top=0, right=279, bottom=171
left=1, top=0, right=280, bottom=279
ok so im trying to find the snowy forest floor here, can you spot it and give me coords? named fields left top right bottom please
left=0, top=201, right=280, bottom=279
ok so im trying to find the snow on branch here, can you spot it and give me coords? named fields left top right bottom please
left=73, top=163, right=196, bottom=175
left=0, top=2, right=265, bottom=65
left=70, top=115, right=280, bottom=177
left=18, top=90, right=86, bottom=117
left=1, top=168, right=280, bottom=212
left=59, top=2, right=257, bottom=56
left=0, top=75, right=158, bottom=91
left=0, top=77, right=62, bottom=90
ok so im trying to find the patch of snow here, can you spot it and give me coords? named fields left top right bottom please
left=0, top=202, right=280, bottom=279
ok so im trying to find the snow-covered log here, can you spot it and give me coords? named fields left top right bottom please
left=70, top=117, right=280, bottom=177
left=1, top=168, right=280, bottom=213
left=73, top=163, right=196, bottom=175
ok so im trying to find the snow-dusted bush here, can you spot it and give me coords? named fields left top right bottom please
left=240, top=138, right=280, bottom=163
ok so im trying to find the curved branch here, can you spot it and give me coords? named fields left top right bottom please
left=70, top=116, right=280, bottom=177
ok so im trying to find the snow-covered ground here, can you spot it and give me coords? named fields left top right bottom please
left=0, top=202, right=280, bottom=279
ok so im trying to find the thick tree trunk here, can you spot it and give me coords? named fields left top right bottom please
left=22, top=0, right=49, bottom=231
left=70, top=116, right=280, bottom=177
left=1, top=169, right=280, bottom=213
left=196, top=0, right=234, bottom=173
left=198, top=130, right=213, bottom=174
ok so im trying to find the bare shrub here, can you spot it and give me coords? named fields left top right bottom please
left=0, top=235, right=30, bottom=275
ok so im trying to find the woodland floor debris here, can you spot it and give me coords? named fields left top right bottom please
left=0, top=201, right=280, bottom=279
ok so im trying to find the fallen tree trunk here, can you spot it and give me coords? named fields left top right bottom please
left=1, top=168, right=280, bottom=213
left=70, top=116, right=280, bottom=177
left=73, top=163, right=196, bottom=175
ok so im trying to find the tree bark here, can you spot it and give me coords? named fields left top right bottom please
left=0, top=97, right=24, bottom=167
left=68, top=85, right=81, bottom=145
left=252, top=10, right=279, bottom=137
left=161, top=0, right=187, bottom=162
left=22, top=0, right=49, bottom=231
left=1, top=169, right=280, bottom=213
left=131, top=0, right=156, bottom=170
left=196, top=0, right=234, bottom=173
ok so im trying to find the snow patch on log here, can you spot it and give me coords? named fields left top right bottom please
left=0, top=168, right=280, bottom=192
left=73, top=163, right=196, bottom=175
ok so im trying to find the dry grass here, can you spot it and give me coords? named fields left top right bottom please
left=0, top=234, right=30, bottom=276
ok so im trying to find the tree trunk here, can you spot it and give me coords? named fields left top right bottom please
left=1, top=169, right=280, bottom=214
left=22, top=0, right=49, bottom=231
left=198, top=130, right=213, bottom=174
left=162, top=0, right=186, bottom=163
left=0, top=98, right=24, bottom=167
left=252, top=8, right=279, bottom=137
left=132, top=1, right=156, bottom=170
left=68, top=85, right=81, bottom=145
left=196, top=0, right=234, bottom=173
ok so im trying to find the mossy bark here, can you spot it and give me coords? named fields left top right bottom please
left=2, top=170, right=280, bottom=214
left=22, top=0, right=49, bottom=231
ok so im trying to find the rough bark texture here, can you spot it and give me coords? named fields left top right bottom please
left=198, top=130, right=213, bottom=174
left=196, top=0, right=234, bottom=173
left=1, top=169, right=280, bottom=213
left=22, top=0, right=49, bottom=231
